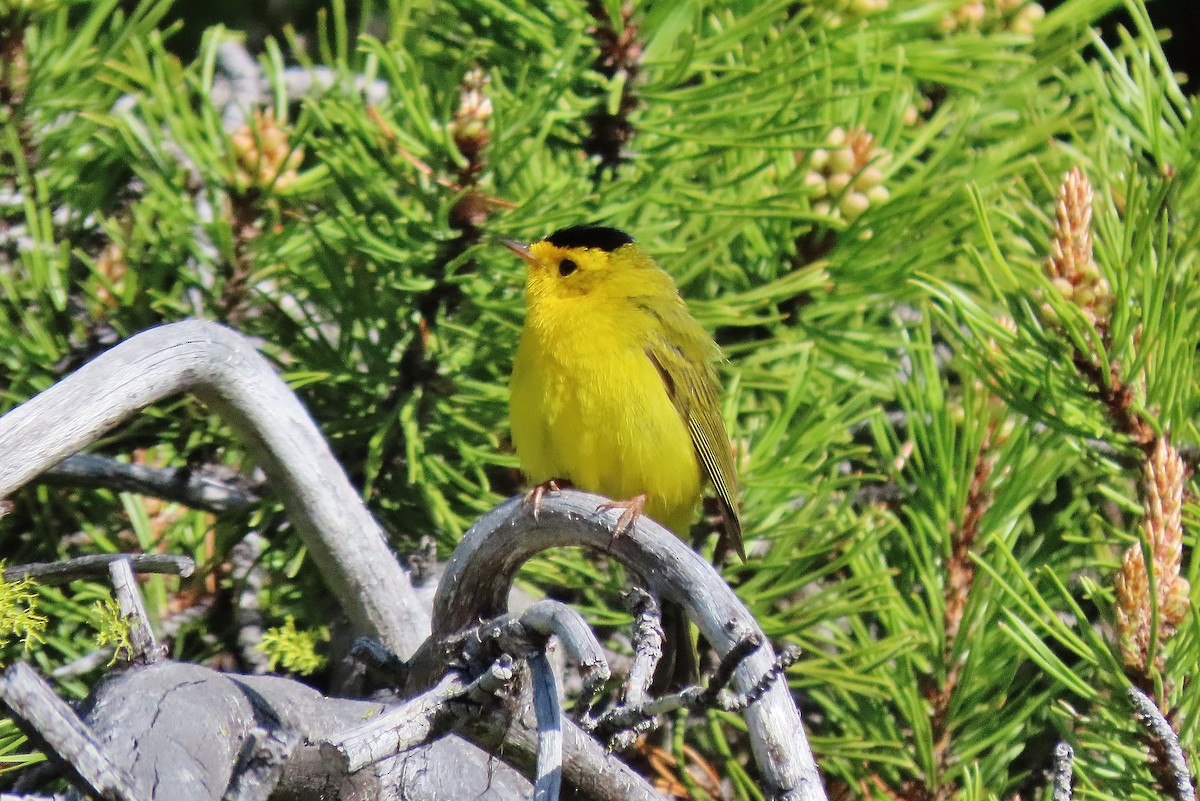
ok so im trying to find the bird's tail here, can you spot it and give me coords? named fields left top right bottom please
left=651, top=600, right=699, bottom=693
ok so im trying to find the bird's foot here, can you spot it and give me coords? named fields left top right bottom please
left=523, top=478, right=572, bottom=521
left=597, top=493, right=648, bottom=538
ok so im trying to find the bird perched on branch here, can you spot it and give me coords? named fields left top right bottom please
left=504, top=224, right=743, bottom=686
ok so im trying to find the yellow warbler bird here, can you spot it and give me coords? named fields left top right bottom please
left=504, top=224, right=743, bottom=562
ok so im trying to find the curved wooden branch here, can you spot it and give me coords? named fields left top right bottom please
left=0, top=321, right=428, bottom=658
left=419, top=491, right=827, bottom=801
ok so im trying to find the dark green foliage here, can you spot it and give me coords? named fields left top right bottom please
left=1, top=0, right=1197, bottom=798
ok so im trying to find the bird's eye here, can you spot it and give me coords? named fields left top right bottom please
left=558, top=258, right=578, bottom=277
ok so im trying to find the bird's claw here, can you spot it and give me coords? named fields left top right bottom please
left=597, top=494, right=648, bottom=538
left=524, top=478, right=570, bottom=521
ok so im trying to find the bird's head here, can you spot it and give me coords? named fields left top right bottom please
left=503, top=224, right=671, bottom=304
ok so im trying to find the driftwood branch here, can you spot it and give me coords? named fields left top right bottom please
left=231, top=532, right=270, bottom=673
left=7, top=659, right=533, bottom=801
left=623, top=589, right=663, bottom=710
left=1, top=322, right=824, bottom=801
left=40, top=453, right=262, bottom=514
left=0, top=320, right=429, bottom=658
left=221, top=725, right=300, bottom=801
left=530, top=652, right=563, bottom=801
left=349, top=637, right=410, bottom=688
left=0, top=663, right=146, bottom=801
left=413, top=491, right=826, bottom=801
left=324, top=672, right=467, bottom=773
left=3, top=554, right=194, bottom=585
left=451, top=701, right=667, bottom=801
left=107, top=557, right=163, bottom=665
left=461, top=600, right=610, bottom=700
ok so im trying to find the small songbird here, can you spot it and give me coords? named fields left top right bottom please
left=504, top=223, right=743, bottom=561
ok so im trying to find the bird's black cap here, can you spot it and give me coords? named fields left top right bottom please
left=545, top=225, right=635, bottom=252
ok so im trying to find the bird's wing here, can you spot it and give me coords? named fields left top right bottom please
left=643, top=323, right=745, bottom=562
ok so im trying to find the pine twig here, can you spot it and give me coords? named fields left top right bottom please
left=583, top=0, right=642, bottom=177
left=1128, top=686, right=1196, bottom=801
left=1051, top=742, right=1074, bottom=801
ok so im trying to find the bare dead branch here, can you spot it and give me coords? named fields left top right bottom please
left=518, top=600, right=609, bottom=682
left=725, top=644, right=803, bottom=712
left=69, top=660, right=529, bottom=801
left=451, top=701, right=668, bottom=801
left=324, top=672, right=467, bottom=773
left=703, top=632, right=765, bottom=704
left=221, top=725, right=301, bottom=801
left=108, top=557, right=162, bottom=665
left=0, top=663, right=146, bottom=801
left=231, top=531, right=270, bottom=674
left=465, top=654, right=517, bottom=703
left=531, top=652, right=563, bottom=801
left=462, top=601, right=608, bottom=703
left=349, top=637, right=410, bottom=688
left=1128, top=686, right=1196, bottom=801
left=4, top=554, right=194, bottom=585
left=597, top=634, right=763, bottom=746
left=413, top=491, right=826, bottom=801
left=50, top=649, right=112, bottom=679
left=0, top=320, right=429, bottom=658
left=623, top=589, right=664, bottom=709
left=41, top=453, right=262, bottom=513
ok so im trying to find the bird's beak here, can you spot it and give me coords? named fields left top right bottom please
left=502, top=239, right=539, bottom=267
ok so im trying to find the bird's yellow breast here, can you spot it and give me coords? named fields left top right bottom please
left=510, top=295, right=702, bottom=535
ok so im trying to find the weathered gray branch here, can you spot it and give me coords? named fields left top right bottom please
left=414, top=491, right=826, bottom=801
left=1052, top=742, right=1073, bottom=801
left=451, top=699, right=667, bottom=801
left=231, top=532, right=270, bottom=673
left=7, top=659, right=531, bottom=801
left=324, top=672, right=466, bottom=773
left=531, top=652, right=563, bottom=801
left=1, top=322, right=822, bottom=801
left=41, top=453, right=262, bottom=513
left=0, top=663, right=146, bottom=801
left=0, top=320, right=429, bottom=658
left=463, top=600, right=609, bottom=702
left=623, top=589, right=663, bottom=710
left=221, top=725, right=300, bottom=801
left=107, top=558, right=162, bottom=665
left=1128, top=686, right=1195, bottom=801
left=3, top=554, right=194, bottom=586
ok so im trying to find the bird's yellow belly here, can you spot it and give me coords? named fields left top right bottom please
left=510, top=333, right=701, bottom=535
